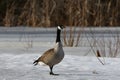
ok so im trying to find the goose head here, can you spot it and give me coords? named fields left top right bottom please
left=57, top=25, right=64, bottom=30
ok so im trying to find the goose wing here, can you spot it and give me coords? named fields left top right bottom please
left=39, top=48, right=55, bottom=64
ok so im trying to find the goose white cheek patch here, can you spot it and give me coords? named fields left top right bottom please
left=58, top=26, right=62, bottom=30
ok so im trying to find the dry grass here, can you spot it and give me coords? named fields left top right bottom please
left=1, top=0, right=119, bottom=27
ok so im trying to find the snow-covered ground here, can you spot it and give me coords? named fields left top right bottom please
left=0, top=53, right=120, bottom=80
left=0, top=27, right=120, bottom=80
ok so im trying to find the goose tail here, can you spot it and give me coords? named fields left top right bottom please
left=33, top=59, right=39, bottom=66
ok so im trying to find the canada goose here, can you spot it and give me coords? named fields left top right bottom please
left=33, top=25, right=64, bottom=75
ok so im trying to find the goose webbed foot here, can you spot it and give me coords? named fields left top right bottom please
left=50, top=72, right=59, bottom=75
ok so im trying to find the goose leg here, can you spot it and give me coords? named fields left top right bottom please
left=49, top=66, right=59, bottom=75
left=49, top=66, right=54, bottom=75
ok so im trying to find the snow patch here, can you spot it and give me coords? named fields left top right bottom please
left=0, top=53, right=120, bottom=80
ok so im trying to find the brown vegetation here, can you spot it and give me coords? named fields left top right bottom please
left=0, top=0, right=120, bottom=27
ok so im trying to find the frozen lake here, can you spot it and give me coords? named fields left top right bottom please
left=0, top=27, right=120, bottom=57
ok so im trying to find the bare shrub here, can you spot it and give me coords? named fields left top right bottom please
left=87, top=29, right=120, bottom=58
left=63, top=26, right=75, bottom=47
left=63, top=0, right=85, bottom=47
left=107, top=34, right=120, bottom=57
left=19, top=32, right=33, bottom=50
left=86, top=32, right=105, bottom=65
left=63, top=27, right=84, bottom=47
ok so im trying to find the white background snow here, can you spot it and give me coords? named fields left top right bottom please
left=0, top=27, right=120, bottom=80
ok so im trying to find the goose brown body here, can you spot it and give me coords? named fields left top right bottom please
left=33, top=25, right=64, bottom=75
left=38, top=42, right=64, bottom=67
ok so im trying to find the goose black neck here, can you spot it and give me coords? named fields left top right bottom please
left=56, top=29, right=61, bottom=43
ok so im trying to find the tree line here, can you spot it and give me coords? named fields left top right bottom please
left=0, top=0, right=119, bottom=27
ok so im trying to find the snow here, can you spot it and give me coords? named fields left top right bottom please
left=0, top=27, right=120, bottom=80
left=0, top=53, right=120, bottom=80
